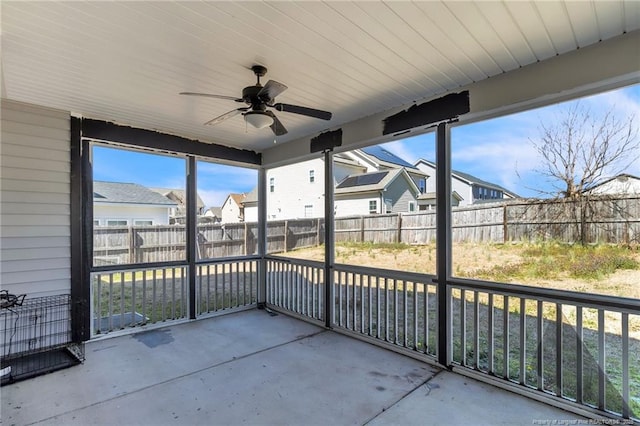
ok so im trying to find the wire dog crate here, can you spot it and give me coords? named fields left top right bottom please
left=1, top=294, right=84, bottom=385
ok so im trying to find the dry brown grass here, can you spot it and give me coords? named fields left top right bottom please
left=282, top=242, right=640, bottom=299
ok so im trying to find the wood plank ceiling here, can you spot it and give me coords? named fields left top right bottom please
left=2, top=1, right=638, bottom=153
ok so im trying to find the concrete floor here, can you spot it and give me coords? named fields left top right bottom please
left=2, top=309, right=584, bottom=426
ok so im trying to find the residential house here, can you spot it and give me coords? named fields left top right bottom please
left=417, top=191, right=464, bottom=211
left=335, top=168, right=422, bottom=216
left=203, top=207, right=223, bottom=223
left=585, top=173, right=640, bottom=196
left=242, top=188, right=258, bottom=222
left=150, top=187, right=205, bottom=223
left=349, top=146, right=428, bottom=192
left=93, top=181, right=177, bottom=226
left=260, top=147, right=428, bottom=220
left=221, top=193, right=249, bottom=223
left=414, top=159, right=518, bottom=207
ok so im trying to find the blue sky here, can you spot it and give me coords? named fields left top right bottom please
left=94, top=84, right=639, bottom=208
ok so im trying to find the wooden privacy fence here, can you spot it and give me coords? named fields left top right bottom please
left=94, top=196, right=640, bottom=265
left=94, top=219, right=325, bottom=265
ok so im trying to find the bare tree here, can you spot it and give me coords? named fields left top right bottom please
left=531, top=102, right=639, bottom=199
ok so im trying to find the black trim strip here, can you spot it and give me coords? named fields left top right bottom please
left=81, top=119, right=261, bottom=165
left=383, top=91, right=470, bottom=135
left=311, top=129, right=342, bottom=153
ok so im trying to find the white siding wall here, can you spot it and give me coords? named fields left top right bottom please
left=266, top=158, right=325, bottom=220
left=590, top=177, right=640, bottom=195
left=335, top=193, right=380, bottom=217
left=221, top=197, right=241, bottom=223
left=93, top=204, right=170, bottom=225
left=416, top=162, right=473, bottom=206
left=386, top=175, right=417, bottom=213
left=1, top=100, right=71, bottom=298
left=264, top=158, right=366, bottom=220
left=243, top=204, right=258, bottom=222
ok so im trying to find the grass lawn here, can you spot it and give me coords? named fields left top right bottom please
left=284, top=241, right=640, bottom=299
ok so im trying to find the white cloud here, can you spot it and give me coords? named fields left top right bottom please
left=379, top=140, right=420, bottom=164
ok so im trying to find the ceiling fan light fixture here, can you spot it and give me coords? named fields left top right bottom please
left=244, top=111, right=273, bottom=129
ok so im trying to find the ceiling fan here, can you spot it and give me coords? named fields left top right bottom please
left=180, top=65, right=332, bottom=136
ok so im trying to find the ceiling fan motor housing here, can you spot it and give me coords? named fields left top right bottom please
left=242, top=86, right=268, bottom=108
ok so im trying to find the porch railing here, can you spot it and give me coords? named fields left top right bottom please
left=196, top=258, right=259, bottom=315
left=264, top=257, right=639, bottom=422
left=333, top=263, right=438, bottom=358
left=91, top=258, right=259, bottom=336
left=265, top=257, right=325, bottom=323
left=449, top=279, right=639, bottom=420
left=92, top=265, right=189, bottom=335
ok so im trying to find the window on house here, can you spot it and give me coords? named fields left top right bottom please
left=106, top=219, right=128, bottom=226
left=419, top=179, right=426, bottom=194
left=304, top=204, right=313, bottom=218
left=408, top=201, right=416, bottom=212
left=309, top=170, right=315, bottom=183
left=134, top=220, right=153, bottom=226
left=270, top=177, right=275, bottom=193
left=93, top=220, right=100, bottom=227
left=369, top=200, right=378, bottom=214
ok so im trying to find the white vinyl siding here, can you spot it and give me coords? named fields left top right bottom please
left=266, top=158, right=326, bottom=220
left=93, top=204, right=170, bottom=225
left=384, top=173, right=417, bottom=213
left=1, top=100, right=71, bottom=298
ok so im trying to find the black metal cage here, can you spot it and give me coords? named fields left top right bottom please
left=1, top=294, right=84, bottom=385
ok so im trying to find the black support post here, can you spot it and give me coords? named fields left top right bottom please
left=324, top=150, right=335, bottom=328
left=70, top=117, right=91, bottom=342
left=436, top=122, right=452, bottom=367
left=186, top=156, right=197, bottom=319
left=257, top=168, right=267, bottom=308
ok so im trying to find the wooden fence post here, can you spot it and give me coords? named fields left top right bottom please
left=397, top=213, right=402, bottom=244
left=284, top=220, right=288, bottom=252
left=244, top=222, right=248, bottom=255
left=129, top=227, right=135, bottom=264
left=360, top=215, right=365, bottom=242
left=503, top=205, right=508, bottom=244
left=316, top=218, right=321, bottom=246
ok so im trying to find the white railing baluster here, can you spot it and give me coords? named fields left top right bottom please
left=598, top=309, right=605, bottom=411
left=622, top=313, right=629, bottom=419
left=519, top=298, right=526, bottom=385
left=537, top=300, right=543, bottom=391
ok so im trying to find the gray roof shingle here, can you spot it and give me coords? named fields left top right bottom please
left=94, top=181, right=177, bottom=206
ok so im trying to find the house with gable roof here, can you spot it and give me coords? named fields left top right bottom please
left=149, top=187, right=206, bottom=219
left=414, top=159, right=519, bottom=208
left=93, top=181, right=178, bottom=226
left=335, top=168, right=422, bottom=216
left=221, top=193, right=248, bottom=223
left=248, top=146, right=427, bottom=220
